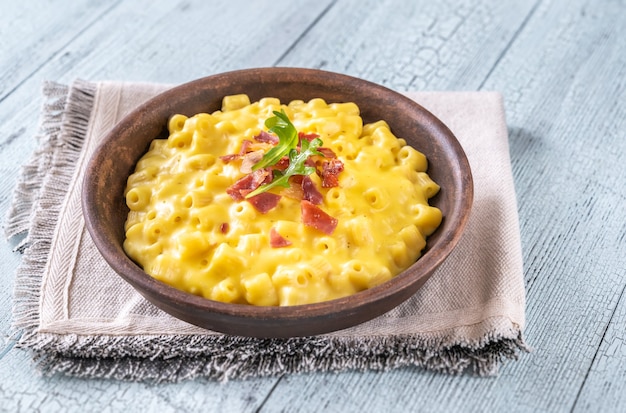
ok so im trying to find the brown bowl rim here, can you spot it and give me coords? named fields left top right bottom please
left=82, top=67, right=473, bottom=337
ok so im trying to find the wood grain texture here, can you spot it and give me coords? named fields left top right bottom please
left=1, top=0, right=625, bottom=411
left=574, top=287, right=626, bottom=412
left=0, top=0, right=118, bottom=101
left=0, top=346, right=276, bottom=412
left=277, top=0, right=539, bottom=91
left=483, top=0, right=626, bottom=410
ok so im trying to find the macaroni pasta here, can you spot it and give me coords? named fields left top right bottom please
left=123, top=95, right=442, bottom=306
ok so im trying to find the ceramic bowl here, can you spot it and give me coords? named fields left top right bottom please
left=82, top=67, right=473, bottom=338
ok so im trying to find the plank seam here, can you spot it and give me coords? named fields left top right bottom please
left=0, top=0, right=124, bottom=105
left=273, top=0, right=338, bottom=66
left=254, top=375, right=284, bottom=413
left=570, top=281, right=626, bottom=412
left=478, top=0, right=543, bottom=90
left=0, top=337, right=17, bottom=360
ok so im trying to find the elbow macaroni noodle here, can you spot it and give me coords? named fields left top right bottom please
left=123, top=94, right=442, bottom=306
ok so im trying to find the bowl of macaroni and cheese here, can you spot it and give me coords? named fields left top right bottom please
left=82, top=68, right=473, bottom=338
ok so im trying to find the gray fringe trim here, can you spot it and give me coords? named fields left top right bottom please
left=6, top=80, right=96, bottom=344
left=6, top=80, right=529, bottom=382
left=29, top=328, right=528, bottom=382
left=4, top=82, right=69, bottom=245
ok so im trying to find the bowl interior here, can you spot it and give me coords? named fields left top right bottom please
left=82, top=68, right=473, bottom=337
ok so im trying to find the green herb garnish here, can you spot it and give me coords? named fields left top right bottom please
left=246, top=135, right=324, bottom=198
left=251, top=109, right=299, bottom=171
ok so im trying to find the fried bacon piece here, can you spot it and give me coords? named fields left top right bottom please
left=273, top=156, right=290, bottom=171
left=240, top=150, right=264, bottom=173
left=247, top=192, right=281, bottom=214
left=319, top=158, right=344, bottom=188
left=301, top=200, right=338, bottom=235
left=220, top=139, right=253, bottom=163
left=298, top=132, right=320, bottom=142
left=302, top=175, right=323, bottom=205
left=317, top=147, right=336, bottom=159
left=226, top=169, right=271, bottom=201
left=226, top=169, right=280, bottom=213
left=254, top=130, right=279, bottom=144
left=269, top=227, right=292, bottom=248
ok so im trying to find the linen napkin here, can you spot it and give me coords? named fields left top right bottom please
left=5, top=80, right=527, bottom=382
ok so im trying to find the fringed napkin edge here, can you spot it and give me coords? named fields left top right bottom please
left=4, top=80, right=529, bottom=382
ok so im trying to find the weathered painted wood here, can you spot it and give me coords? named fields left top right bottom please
left=277, top=0, right=539, bottom=91
left=0, top=0, right=119, bottom=101
left=482, top=0, right=626, bottom=410
left=0, top=346, right=277, bottom=412
left=574, top=286, right=626, bottom=412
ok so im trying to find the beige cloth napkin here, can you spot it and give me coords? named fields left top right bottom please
left=5, top=80, right=527, bottom=381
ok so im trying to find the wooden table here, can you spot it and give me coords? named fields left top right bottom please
left=1, top=1, right=624, bottom=411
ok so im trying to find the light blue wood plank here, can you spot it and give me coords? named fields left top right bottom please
left=277, top=0, right=539, bottom=91
left=482, top=0, right=626, bottom=408
left=0, top=346, right=274, bottom=412
left=49, top=0, right=335, bottom=83
left=0, top=0, right=119, bottom=101
left=574, top=284, right=626, bottom=412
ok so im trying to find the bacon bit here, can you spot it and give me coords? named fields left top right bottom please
left=321, top=172, right=339, bottom=188
left=290, top=175, right=304, bottom=185
left=220, top=139, right=254, bottom=163
left=298, top=132, right=320, bottom=142
left=270, top=227, right=292, bottom=248
left=247, top=192, right=281, bottom=214
left=304, top=148, right=335, bottom=169
left=219, top=153, right=239, bottom=163
left=319, top=158, right=344, bottom=188
left=226, top=187, right=244, bottom=201
left=226, top=169, right=280, bottom=213
left=254, top=130, right=279, bottom=144
left=219, top=223, right=229, bottom=234
left=302, top=176, right=323, bottom=205
left=240, top=139, right=253, bottom=154
left=317, top=147, right=336, bottom=158
left=304, top=157, right=316, bottom=168
left=273, top=156, right=290, bottom=171
left=301, top=200, right=338, bottom=235
left=280, top=176, right=305, bottom=200
left=226, top=169, right=271, bottom=201
left=240, top=150, right=264, bottom=173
